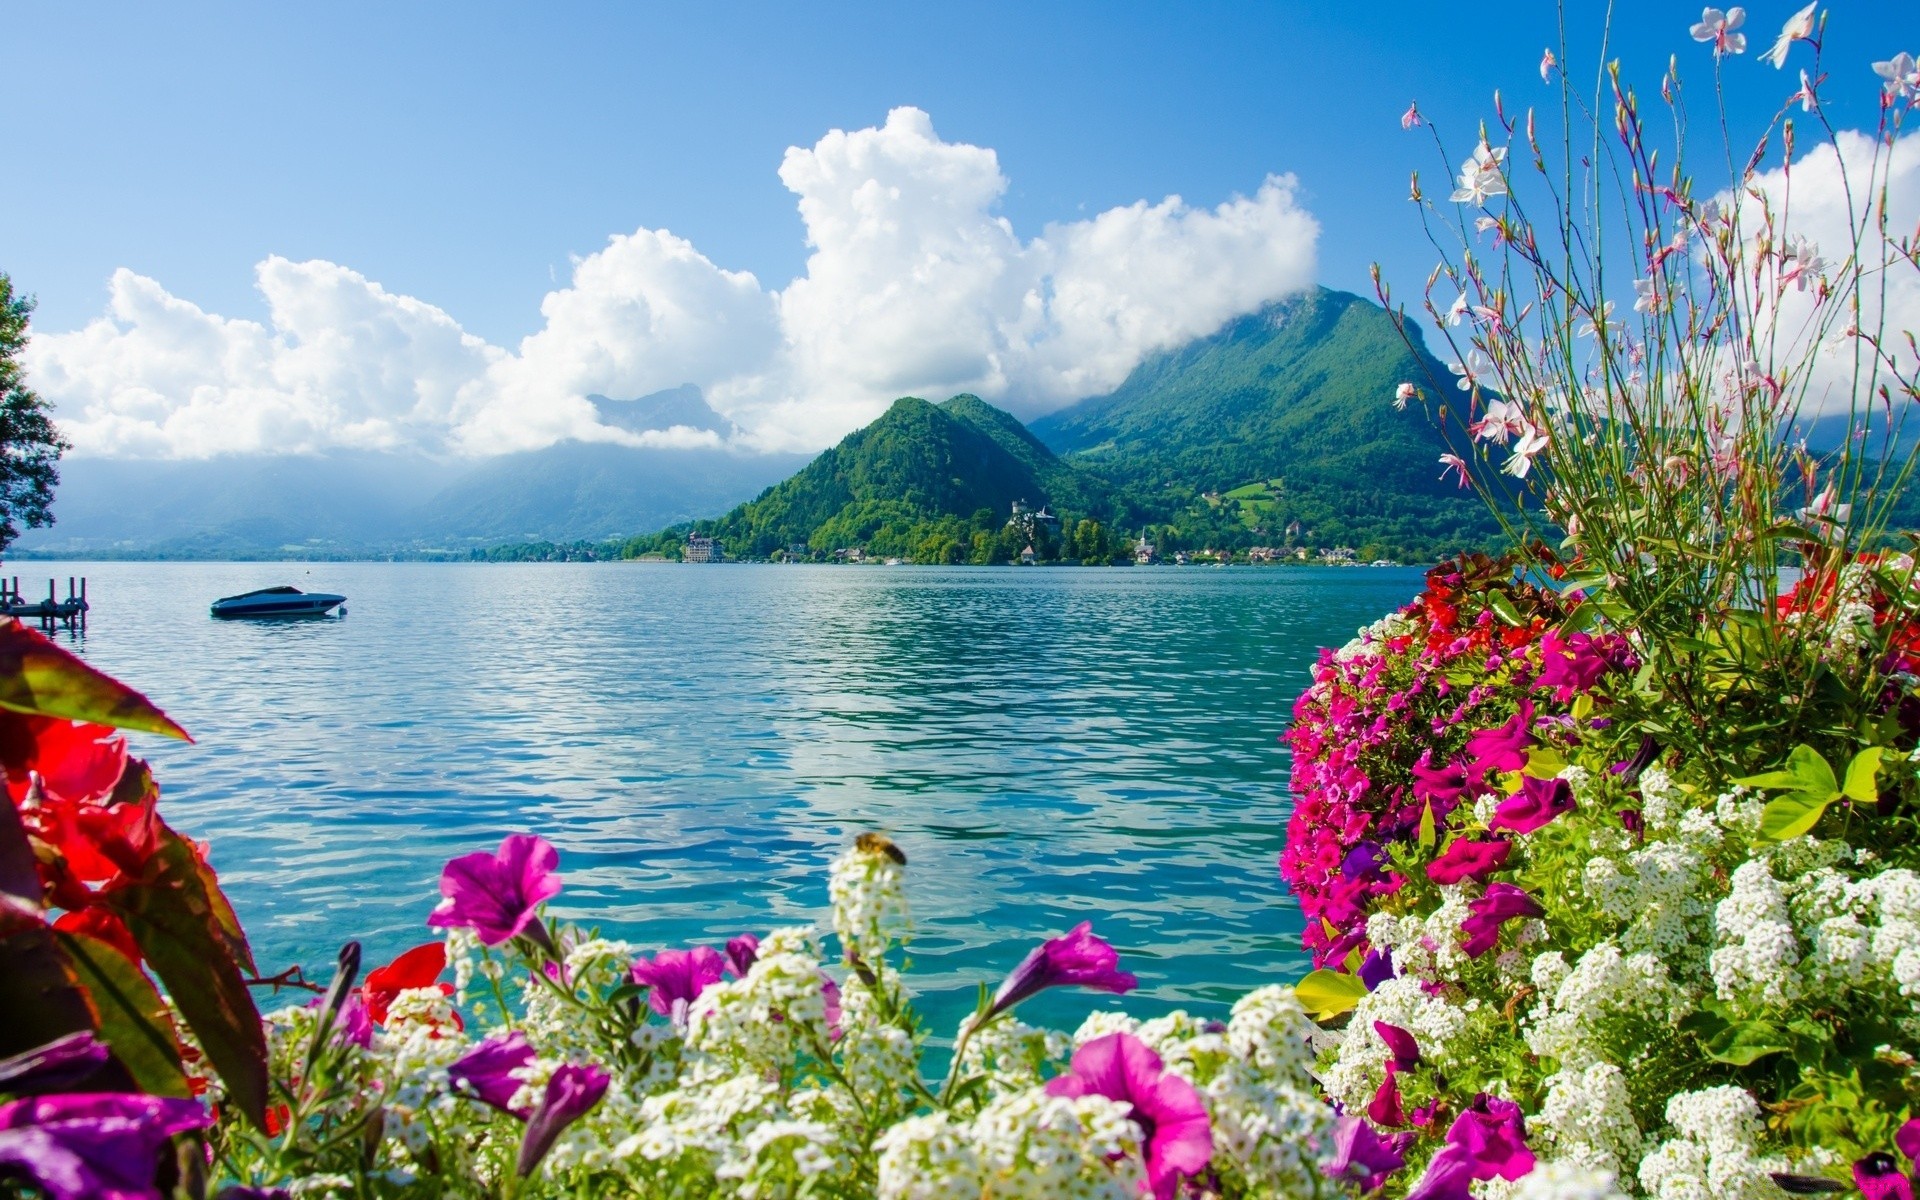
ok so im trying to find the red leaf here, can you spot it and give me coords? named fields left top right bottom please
left=0, top=621, right=189, bottom=740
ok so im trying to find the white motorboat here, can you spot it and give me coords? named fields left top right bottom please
left=210, top=586, right=347, bottom=619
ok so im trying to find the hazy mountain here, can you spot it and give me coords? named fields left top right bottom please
left=13, top=386, right=800, bottom=557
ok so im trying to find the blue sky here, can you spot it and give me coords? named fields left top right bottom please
left=3, top=1, right=1908, bottom=457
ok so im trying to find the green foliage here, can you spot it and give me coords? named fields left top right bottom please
left=0, top=274, right=68, bottom=553
left=1031, top=288, right=1499, bottom=561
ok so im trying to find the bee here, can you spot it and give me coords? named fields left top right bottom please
left=855, top=832, right=907, bottom=865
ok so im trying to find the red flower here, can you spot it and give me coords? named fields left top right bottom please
left=52, top=906, right=142, bottom=966
left=362, top=942, right=458, bottom=1026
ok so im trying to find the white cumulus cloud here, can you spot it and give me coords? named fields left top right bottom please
left=26, top=107, right=1321, bottom=460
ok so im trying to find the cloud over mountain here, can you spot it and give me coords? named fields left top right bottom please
left=27, top=107, right=1318, bottom=460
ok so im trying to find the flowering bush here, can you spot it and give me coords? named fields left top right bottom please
left=1279, top=6, right=1920, bottom=1194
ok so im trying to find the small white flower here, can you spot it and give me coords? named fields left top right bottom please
left=1794, top=68, right=1820, bottom=111
left=1576, top=300, right=1616, bottom=338
left=1448, top=348, right=1495, bottom=391
left=1758, top=2, right=1817, bottom=68
left=1394, top=382, right=1418, bottom=411
left=1401, top=102, right=1423, bottom=129
left=1503, top=423, right=1551, bottom=478
left=1690, top=7, right=1748, bottom=57
left=1633, top=278, right=1660, bottom=314
left=1874, top=52, right=1919, bottom=101
left=1451, top=142, right=1508, bottom=206
left=1540, top=49, right=1557, bottom=83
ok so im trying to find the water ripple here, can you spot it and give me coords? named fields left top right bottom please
left=39, top=560, right=1421, bottom=1034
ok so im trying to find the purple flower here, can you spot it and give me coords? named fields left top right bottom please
left=304, top=992, right=373, bottom=1049
left=1446, top=1093, right=1535, bottom=1181
left=449, top=1032, right=537, bottom=1118
left=989, top=922, right=1139, bottom=1018
left=1374, top=1021, right=1420, bottom=1070
left=1045, top=1032, right=1212, bottom=1200
left=1857, top=1154, right=1915, bottom=1200
left=0, top=1092, right=210, bottom=1200
left=1425, top=838, right=1511, bottom=884
left=0, top=1032, right=112, bottom=1096
left=1488, top=775, right=1576, bottom=835
left=822, top=972, right=844, bottom=1040
left=1899, top=1119, right=1920, bottom=1162
left=1342, top=842, right=1389, bottom=880
left=1405, top=1145, right=1477, bottom=1200
left=630, top=946, right=728, bottom=1023
left=515, top=1063, right=609, bottom=1177
left=1461, top=883, right=1544, bottom=958
left=216, top=1189, right=292, bottom=1200
left=1321, top=1115, right=1411, bottom=1192
left=426, top=833, right=563, bottom=947
left=1464, top=702, right=1535, bottom=782
left=1357, top=947, right=1396, bottom=991
left=725, top=933, right=760, bottom=977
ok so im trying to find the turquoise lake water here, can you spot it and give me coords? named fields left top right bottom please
left=32, top=561, right=1424, bottom=1036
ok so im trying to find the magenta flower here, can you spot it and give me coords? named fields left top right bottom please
left=1405, top=1145, right=1477, bottom=1200
left=1374, top=1021, right=1420, bottom=1070
left=1425, top=838, right=1511, bottom=884
left=426, top=833, right=562, bottom=947
left=1045, top=1032, right=1212, bottom=1200
left=1368, top=1066, right=1406, bottom=1127
left=0, top=1032, right=111, bottom=1096
left=1898, top=1119, right=1920, bottom=1162
left=1411, top=759, right=1470, bottom=805
left=1461, top=883, right=1544, bottom=958
left=1463, top=702, right=1534, bottom=782
left=515, top=1063, right=609, bottom=1177
left=1446, top=1093, right=1535, bottom=1180
left=1856, top=1155, right=1915, bottom=1200
left=449, top=1031, right=537, bottom=1118
left=1322, top=1115, right=1411, bottom=1192
left=989, top=922, right=1139, bottom=1018
left=304, top=992, right=373, bottom=1049
left=0, top=1092, right=210, bottom=1200
left=725, top=933, right=760, bottom=977
left=630, top=946, right=728, bottom=1023
left=822, top=972, right=844, bottom=1040
left=1488, top=776, right=1575, bottom=835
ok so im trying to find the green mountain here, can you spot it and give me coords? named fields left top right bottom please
left=675, top=394, right=1099, bottom=563
left=1031, top=287, right=1497, bottom=558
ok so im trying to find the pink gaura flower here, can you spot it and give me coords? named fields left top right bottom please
left=1689, top=7, right=1747, bottom=57
left=1488, top=775, right=1575, bottom=835
left=989, top=922, right=1139, bottom=1018
left=1438, top=454, right=1471, bottom=489
left=1401, top=102, right=1423, bottom=129
left=1758, top=2, right=1816, bottom=68
left=1539, top=48, right=1557, bottom=82
left=1046, top=1032, right=1212, bottom=1200
left=1426, top=838, right=1511, bottom=884
left=427, top=834, right=563, bottom=947
left=1461, top=882, right=1544, bottom=957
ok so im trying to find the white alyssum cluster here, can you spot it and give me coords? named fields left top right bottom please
left=1582, top=837, right=1715, bottom=959
left=1526, top=941, right=1685, bottom=1071
left=877, top=1092, right=1144, bottom=1200
left=829, top=843, right=910, bottom=963
left=1535, top=1061, right=1644, bottom=1179
left=1710, top=860, right=1803, bottom=1012
left=1637, top=1086, right=1790, bottom=1200
left=1333, top=610, right=1421, bottom=664
left=1366, top=885, right=1476, bottom=980
left=1318, top=974, right=1473, bottom=1112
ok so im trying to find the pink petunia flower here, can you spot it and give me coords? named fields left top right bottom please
left=1463, top=702, right=1535, bottom=782
left=427, top=834, right=563, bottom=947
left=1322, top=1115, right=1411, bottom=1192
left=630, top=947, right=728, bottom=1025
left=1461, top=883, right=1544, bottom=957
left=1046, top=1032, right=1212, bottom=1200
left=989, top=922, right=1139, bottom=1019
left=1426, top=839, right=1511, bottom=884
left=1488, top=775, right=1576, bottom=836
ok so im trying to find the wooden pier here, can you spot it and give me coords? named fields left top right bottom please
left=1, top=576, right=88, bottom=631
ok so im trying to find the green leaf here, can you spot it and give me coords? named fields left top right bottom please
left=1841, top=747, right=1883, bottom=805
left=0, top=623, right=189, bottom=739
left=1523, top=748, right=1568, bottom=779
left=1699, top=1018, right=1793, bottom=1066
left=56, top=930, right=191, bottom=1098
left=1295, top=970, right=1369, bottom=1021
left=1759, top=793, right=1832, bottom=841
left=107, top=824, right=268, bottom=1129
left=1417, top=800, right=1436, bottom=851
left=1735, top=744, right=1838, bottom=796
left=1487, top=591, right=1524, bottom=627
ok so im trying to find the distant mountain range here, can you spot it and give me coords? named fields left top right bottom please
left=18, top=288, right=1499, bottom=561
left=13, top=390, right=805, bottom=559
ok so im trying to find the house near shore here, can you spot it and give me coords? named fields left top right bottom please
left=684, top=534, right=721, bottom=563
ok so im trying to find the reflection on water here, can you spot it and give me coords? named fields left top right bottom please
left=40, top=561, right=1423, bottom=1033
